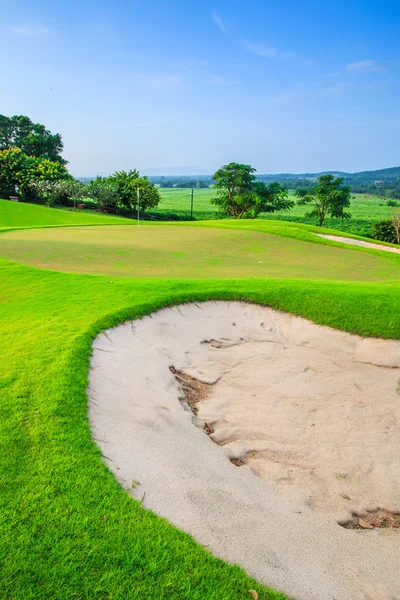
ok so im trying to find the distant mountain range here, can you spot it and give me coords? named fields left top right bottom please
left=257, top=166, right=400, bottom=183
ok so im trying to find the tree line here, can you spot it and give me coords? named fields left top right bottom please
left=0, top=114, right=398, bottom=244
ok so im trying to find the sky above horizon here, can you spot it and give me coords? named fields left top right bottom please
left=1, top=0, right=400, bottom=176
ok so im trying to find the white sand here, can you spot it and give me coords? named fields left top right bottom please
left=317, top=233, right=400, bottom=254
left=89, top=302, right=400, bottom=600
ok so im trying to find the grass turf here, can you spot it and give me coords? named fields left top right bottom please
left=0, top=198, right=132, bottom=230
left=1, top=201, right=399, bottom=599
left=0, top=223, right=399, bottom=281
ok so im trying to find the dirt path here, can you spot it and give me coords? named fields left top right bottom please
left=317, top=233, right=400, bottom=254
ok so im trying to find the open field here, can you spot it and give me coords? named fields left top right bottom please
left=1, top=201, right=399, bottom=599
left=0, top=222, right=399, bottom=280
left=151, top=190, right=397, bottom=238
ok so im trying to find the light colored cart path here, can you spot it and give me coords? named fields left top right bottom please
left=89, top=302, right=400, bottom=600
left=317, top=233, right=400, bottom=254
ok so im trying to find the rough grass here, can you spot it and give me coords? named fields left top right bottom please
left=0, top=221, right=398, bottom=280
left=1, top=202, right=399, bottom=599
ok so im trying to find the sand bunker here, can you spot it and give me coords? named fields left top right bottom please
left=317, top=233, right=400, bottom=254
left=89, top=302, right=400, bottom=600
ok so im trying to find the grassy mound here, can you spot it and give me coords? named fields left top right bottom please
left=0, top=198, right=132, bottom=230
left=0, top=221, right=399, bottom=280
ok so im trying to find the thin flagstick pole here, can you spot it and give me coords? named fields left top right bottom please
left=137, top=188, right=140, bottom=229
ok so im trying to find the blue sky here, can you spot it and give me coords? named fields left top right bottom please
left=1, top=0, right=400, bottom=175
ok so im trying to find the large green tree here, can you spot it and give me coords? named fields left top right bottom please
left=0, top=114, right=66, bottom=164
left=0, top=147, right=69, bottom=199
left=211, top=162, right=292, bottom=219
left=296, top=174, right=351, bottom=227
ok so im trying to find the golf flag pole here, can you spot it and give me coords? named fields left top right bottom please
left=137, top=187, right=140, bottom=229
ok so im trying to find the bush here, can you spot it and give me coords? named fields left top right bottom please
left=372, top=219, right=398, bottom=244
left=387, top=200, right=398, bottom=207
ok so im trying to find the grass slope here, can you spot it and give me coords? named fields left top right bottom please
left=1, top=202, right=399, bottom=599
left=0, top=222, right=399, bottom=280
left=0, top=198, right=132, bottom=230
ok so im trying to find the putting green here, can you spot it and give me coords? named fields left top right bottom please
left=0, top=223, right=399, bottom=281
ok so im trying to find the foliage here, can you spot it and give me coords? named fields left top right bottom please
left=30, top=179, right=85, bottom=208
left=85, top=177, right=119, bottom=213
left=0, top=147, right=69, bottom=200
left=372, top=219, right=398, bottom=244
left=108, top=170, right=161, bottom=213
left=211, top=162, right=292, bottom=219
left=0, top=114, right=66, bottom=163
left=372, top=212, right=400, bottom=245
left=387, top=199, right=398, bottom=207
left=296, top=174, right=351, bottom=226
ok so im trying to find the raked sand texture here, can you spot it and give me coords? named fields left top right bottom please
left=89, top=302, right=400, bottom=600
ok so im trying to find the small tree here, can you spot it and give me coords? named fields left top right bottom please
left=211, top=162, right=292, bottom=219
left=296, top=174, right=351, bottom=227
left=85, top=177, right=118, bottom=213
left=108, top=170, right=160, bottom=213
left=372, top=218, right=399, bottom=244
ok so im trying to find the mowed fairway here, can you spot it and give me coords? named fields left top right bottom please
left=0, top=223, right=399, bottom=280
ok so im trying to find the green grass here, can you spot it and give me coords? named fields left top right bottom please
left=1, top=200, right=399, bottom=599
left=0, top=198, right=132, bottom=230
left=0, top=222, right=399, bottom=280
left=152, top=189, right=396, bottom=238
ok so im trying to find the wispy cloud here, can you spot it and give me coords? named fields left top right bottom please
left=242, top=40, right=294, bottom=60
left=11, top=24, right=49, bottom=37
left=172, top=59, right=207, bottom=72
left=243, top=40, right=276, bottom=57
left=211, top=11, right=227, bottom=34
left=142, top=74, right=183, bottom=89
left=209, top=74, right=242, bottom=85
left=344, top=59, right=383, bottom=73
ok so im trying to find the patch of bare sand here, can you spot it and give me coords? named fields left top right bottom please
left=317, top=233, right=400, bottom=254
left=89, top=302, right=400, bottom=600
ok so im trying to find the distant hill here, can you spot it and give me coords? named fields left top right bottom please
left=141, top=166, right=212, bottom=176
left=258, top=167, right=400, bottom=183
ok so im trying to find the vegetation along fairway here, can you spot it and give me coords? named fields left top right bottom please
left=1, top=201, right=400, bottom=599
left=154, top=189, right=397, bottom=238
left=0, top=220, right=399, bottom=280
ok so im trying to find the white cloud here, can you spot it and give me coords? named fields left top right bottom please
left=211, top=11, right=227, bottom=34
left=344, top=59, right=382, bottom=73
left=11, top=24, right=49, bottom=37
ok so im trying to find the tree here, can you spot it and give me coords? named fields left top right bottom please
left=372, top=217, right=399, bottom=245
left=211, top=162, right=292, bottom=219
left=108, top=170, right=161, bottom=213
left=296, top=174, right=351, bottom=227
left=0, top=114, right=66, bottom=164
left=0, top=147, right=68, bottom=199
left=30, top=179, right=85, bottom=208
left=85, top=177, right=118, bottom=213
